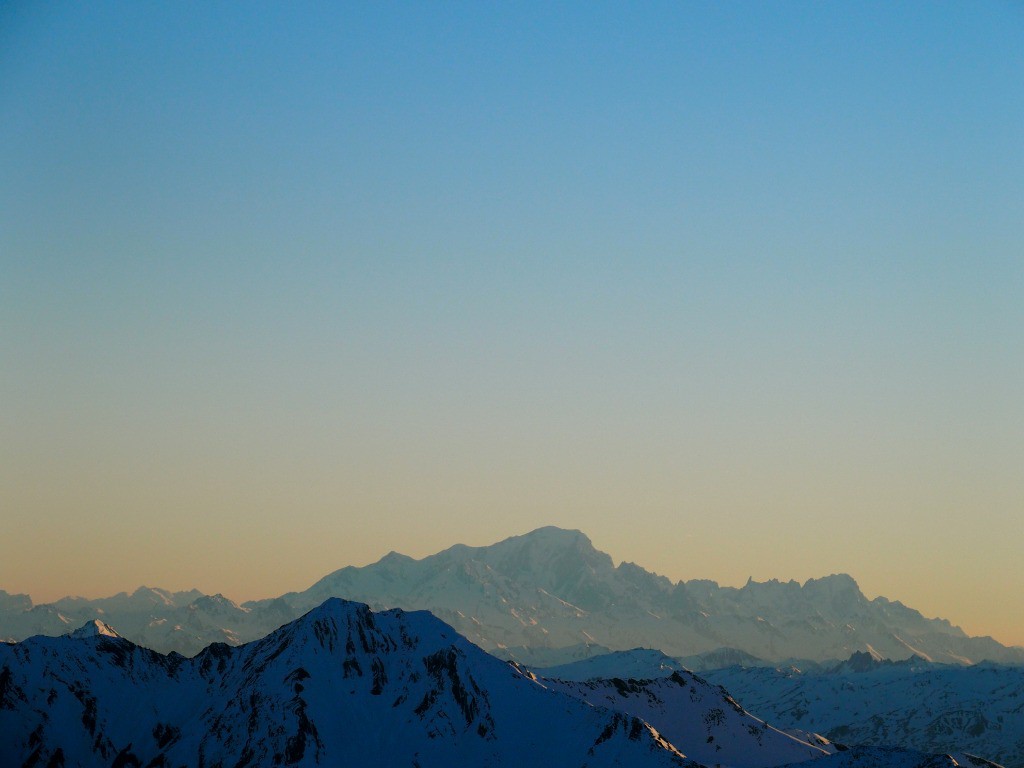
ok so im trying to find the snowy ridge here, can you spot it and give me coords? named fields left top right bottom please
left=543, top=670, right=832, bottom=768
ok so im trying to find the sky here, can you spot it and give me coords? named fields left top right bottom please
left=1, top=3, right=1022, bottom=645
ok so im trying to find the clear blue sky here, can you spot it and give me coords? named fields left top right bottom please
left=2, top=3, right=1022, bottom=643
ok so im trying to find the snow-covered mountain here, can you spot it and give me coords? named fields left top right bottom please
left=1, top=600, right=1002, bottom=768
left=0, top=598, right=695, bottom=767
left=3, top=527, right=1022, bottom=666
left=702, top=655, right=1024, bottom=768
left=249, top=527, right=1024, bottom=666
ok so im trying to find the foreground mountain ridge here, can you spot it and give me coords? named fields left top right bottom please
left=0, top=599, right=1003, bottom=768
left=0, top=598, right=695, bottom=767
left=2, top=527, right=1021, bottom=665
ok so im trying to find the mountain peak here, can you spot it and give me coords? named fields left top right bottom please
left=803, top=573, right=861, bottom=591
left=511, top=526, right=594, bottom=547
left=832, top=649, right=884, bottom=673
left=302, top=595, right=368, bottom=618
left=68, top=619, right=121, bottom=639
left=376, top=550, right=415, bottom=566
left=493, top=526, right=612, bottom=568
left=292, top=597, right=410, bottom=635
left=0, top=590, right=32, bottom=612
left=471, top=526, right=608, bottom=567
left=188, top=593, right=243, bottom=613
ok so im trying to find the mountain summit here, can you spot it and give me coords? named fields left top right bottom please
left=68, top=619, right=121, bottom=639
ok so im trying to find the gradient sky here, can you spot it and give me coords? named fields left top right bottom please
left=2, top=3, right=1022, bottom=645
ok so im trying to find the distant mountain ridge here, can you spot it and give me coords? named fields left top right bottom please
left=530, top=646, right=778, bottom=681
left=254, top=527, right=1024, bottom=665
left=536, top=647, right=690, bottom=681
left=2, top=526, right=1022, bottom=665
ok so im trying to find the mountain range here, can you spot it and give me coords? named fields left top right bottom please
left=2, top=527, right=1021, bottom=665
left=0, top=599, right=1003, bottom=768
